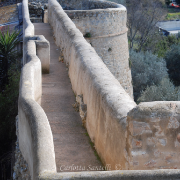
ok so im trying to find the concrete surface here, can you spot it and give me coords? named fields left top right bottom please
left=34, top=23, right=103, bottom=172
left=157, top=21, right=180, bottom=35
left=157, top=21, right=180, bottom=31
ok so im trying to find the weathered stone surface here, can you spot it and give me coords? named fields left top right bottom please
left=13, top=117, right=31, bottom=180
left=127, top=101, right=180, bottom=170
left=28, top=2, right=48, bottom=21
left=13, top=141, right=31, bottom=180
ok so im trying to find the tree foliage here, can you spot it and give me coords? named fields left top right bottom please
left=138, top=78, right=180, bottom=102
left=0, top=29, right=21, bottom=90
left=176, top=0, right=180, bottom=5
left=130, top=50, right=168, bottom=101
left=0, top=63, right=20, bottom=180
left=149, top=34, right=180, bottom=58
left=126, top=0, right=165, bottom=51
left=164, top=44, right=180, bottom=86
left=165, top=0, right=171, bottom=6
left=0, top=29, right=21, bottom=179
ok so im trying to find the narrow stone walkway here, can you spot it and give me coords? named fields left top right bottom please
left=34, top=23, right=103, bottom=172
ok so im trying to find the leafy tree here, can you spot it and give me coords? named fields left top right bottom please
left=176, top=0, right=180, bottom=5
left=130, top=50, right=168, bottom=101
left=126, top=0, right=165, bottom=51
left=0, top=29, right=21, bottom=179
left=154, top=34, right=180, bottom=57
left=142, top=32, right=180, bottom=57
left=165, top=0, right=171, bottom=6
left=0, top=68, right=20, bottom=180
left=0, top=29, right=21, bottom=90
left=164, top=44, right=180, bottom=86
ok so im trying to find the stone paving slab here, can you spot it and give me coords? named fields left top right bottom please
left=34, top=23, right=103, bottom=172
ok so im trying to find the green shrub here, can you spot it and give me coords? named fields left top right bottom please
left=165, top=0, right=171, bottom=6
left=0, top=28, right=21, bottom=178
left=0, top=29, right=21, bottom=90
left=138, top=78, right=180, bottom=102
left=84, top=32, right=91, bottom=38
left=145, top=34, right=180, bottom=58
left=130, top=50, right=168, bottom=101
left=155, top=35, right=180, bottom=57
left=164, top=44, right=180, bottom=86
left=0, top=68, right=20, bottom=154
left=166, top=12, right=180, bottom=20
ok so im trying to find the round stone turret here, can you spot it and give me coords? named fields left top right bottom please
left=59, top=0, right=133, bottom=98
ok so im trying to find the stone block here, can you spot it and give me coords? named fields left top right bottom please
left=127, top=101, right=180, bottom=170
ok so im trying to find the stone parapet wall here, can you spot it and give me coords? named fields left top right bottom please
left=19, top=39, right=55, bottom=179
left=18, top=0, right=56, bottom=179
left=65, top=9, right=127, bottom=36
left=48, top=0, right=136, bottom=170
left=127, top=101, right=180, bottom=170
left=39, top=169, right=180, bottom=180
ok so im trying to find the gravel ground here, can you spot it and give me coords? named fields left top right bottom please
left=0, top=4, right=18, bottom=24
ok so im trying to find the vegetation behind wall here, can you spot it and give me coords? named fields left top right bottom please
left=0, top=29, right=21, bottom=180
left=113, top=0, right=180, bottom=103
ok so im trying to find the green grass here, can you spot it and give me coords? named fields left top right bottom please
left=166, top=12, right=180, bottom=20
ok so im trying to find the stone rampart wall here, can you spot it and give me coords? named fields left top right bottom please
left=17, top=0, right=56, bottom=179
left=48, top=0, right=136, bottom=170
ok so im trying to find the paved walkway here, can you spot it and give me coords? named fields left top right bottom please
left=34, top=23, right=103, bottom=172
